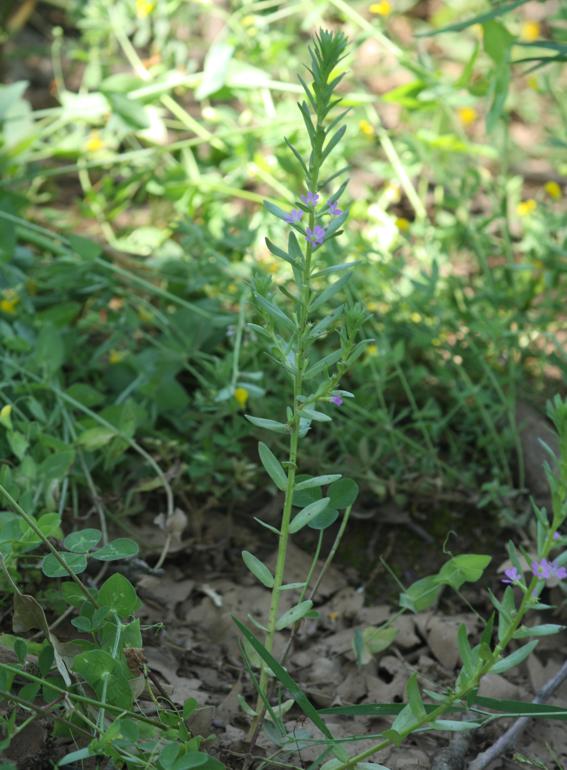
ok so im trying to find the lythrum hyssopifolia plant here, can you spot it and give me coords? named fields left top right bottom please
left=235, top=27, right=367, bottom=733
left=235, top=31, right=567, bottom=770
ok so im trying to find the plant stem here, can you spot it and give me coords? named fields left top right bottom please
left=0, top=483, right=98, bottom=608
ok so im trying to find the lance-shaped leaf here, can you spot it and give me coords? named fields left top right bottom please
left=289, top=497, right=331, bottom=533
left=264, top=200, right=295, bottom=224
left=295, top=474, right=341, bottom=490
left=310, top=272, right=353, bottom=312
left=304, top=349, right=343, bottom=380
left=254, top=293, right=296, bottom=332
left=246, top=415, right=290, bottom=434
left=258, top=442, right=288, bottom=491
left=321, top=125, right=347, bottom=162
left=242, top=551, right=275, bottom=588
left=284, top=137, right=309, bottom=176
left=265, top=237, right=298, bottom=267
left=491, top=640, right=539, bottom=674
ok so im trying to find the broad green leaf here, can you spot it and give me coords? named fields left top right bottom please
left=242, top=551, right=274, bottom=588
left=309, top=507, right=339, bottom=530
left=91, top=538, right=139, bottom=561
left=63, top=529, right=102, bottom=554
left=258, top=442, right=287, bottom=491
left=289, top=497, right=331, bottom=533
left=104, top=92, right=150, bottom=129
left=41, top=552, right=87, bottom=578
left=328, top=478, right=359, bottom=509
left=399, top=576, right=443, bottom=612
left=98, top=573, right=140, bottom=618
left=275, top=600, right=313, bottom=630
left=436, top=554, right=492, bottom=590
left=72, top=649, right=132, bottom=709
left=195, top=42, right=234, bottom=99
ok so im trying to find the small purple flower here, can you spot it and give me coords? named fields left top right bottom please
left=501, top=566, right=521, bottom=585
left=301, top=191, right=320, bottom=207
left=327, top=200, right=343, bottom=216
left=305, top=225, right=325, bottom=246
left=330, top=395, right=343, bottom=406
left=532, top=559, right=553, bottom=579
left=554, top=532, right=561, bottom=541
left=284, top=208, right=304, bottom=224
left=532, top=558, right=567, bottom=581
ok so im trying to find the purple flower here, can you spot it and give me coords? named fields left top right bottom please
left=305, top=225, right=325, bottom=246
left=532, top=559, right=553, bottom=579
left=301, top=191, right=320, bottom=207
left=330, top=395, right=343, bottom=406
left=501, top=566, right=521, bottom=585
left=554, top=532, right=561, bottom=541
left=284, top=208, right=304, bottom=224
left=327, top=200, right=343, bottom=216
left=532, top=559, right=567, bottom=581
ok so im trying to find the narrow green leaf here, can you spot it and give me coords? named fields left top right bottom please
left=242, top=551, right=275, bottom=588
left=275, top=600, right=313, bottom=630
left=491, top=640, right=539, bottom=674
left=232, top=616, right=335, bottom=740
left=310, top=272, right=352, bottom=312
left=245, top=415, right=289, bottom=434
left=295, top=474, right=341, bottom=491
left=258, top=442, right=288, bottom=491
left=289, top=497, right=331, bottom=533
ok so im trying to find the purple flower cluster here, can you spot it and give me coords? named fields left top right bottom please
left=531, top=559, right=567, bottom=580
left=501, top=558, right=567, bottom=585
left=283, top=192, right=344, bottom=248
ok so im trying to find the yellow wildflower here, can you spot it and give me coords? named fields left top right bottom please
left=395, top=217, right=410, bottom=232
left=544, top=181, right=561, bottom=200
left=0, top=289, right=19, bottom=315
left=527, top=76, right=539, bottom=91
left=457, top=106, right=477, bottom=127
left=136, top=0, right=156, bottom=18
left=520, top=21, right=540, bottom=42
left=85, top=131, right=104, bottom=153
left=366, top=343, right=379, bottom=357
left=109, top=350, right=128, bottom=365
left=410, top=312, right=423, bottom=323
left=0, top=404, right=13, bottom=429
left=241, top=15, right=255, bottom=27
left=516, top=199, right=537, bottom=217
left=359, top=119, right=374, bottom=137
left=234, top=387, right=249, bottom=409
left=370, top=0, right=392, bottom=17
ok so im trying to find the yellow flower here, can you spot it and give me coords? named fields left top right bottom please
left=457, top=106, right=477, bottom=127
left=366, top=343, right=379, bottom=357
left=369, top=0, right=392, bottom=17
left=0, top=289, right=19, bottom=314
left=109, top=350, right=128, bottom=364
left=359, top=119, right=374, bottom=137
left=136, top=0, right=156, bottom=18
left=241, top=15, right=255, bottom=27
left=527, top=76, right=539, bottom=91
left=520, top=21, right=540, bottom=42
left=234, top=387, right=249, bottom=408
left=85, top=131, right=104, bottom=153
left=516, top=199, right=537, bottom=217
left=395, top=217, right=410, bottom=232
left=544, top=181, right=561, bottom=200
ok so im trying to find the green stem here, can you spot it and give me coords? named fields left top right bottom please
left=0, top=483, right=98, bottom=608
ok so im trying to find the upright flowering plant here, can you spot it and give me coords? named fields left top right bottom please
left=236, top=29, right=368, bottom=737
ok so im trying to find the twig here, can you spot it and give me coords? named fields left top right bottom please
left=468, top=659, right=567, bottom=770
